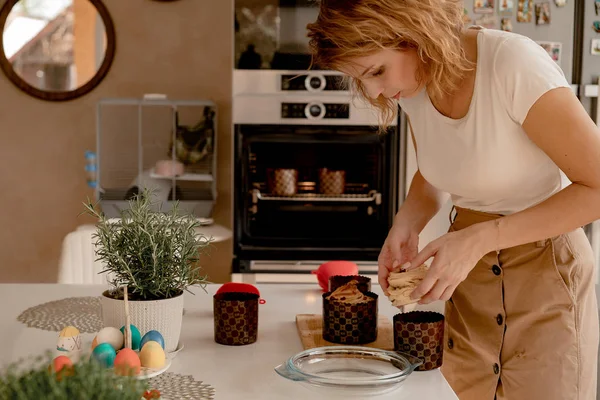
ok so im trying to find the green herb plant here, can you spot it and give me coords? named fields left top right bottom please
left=82, top=188, right=212, bottom=301
left=0, top=352, right=148, bottom=400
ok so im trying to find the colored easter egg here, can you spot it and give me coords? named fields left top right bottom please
left=52, top=355, right=72, bottom=372
left=57, top=326, right=82, bottom=352
left=114, top=348, right=141, bottom=376
left=120, top=324, right=142, bottom=350
left=140, top=330, right=165, bottom=350
left=96, top=327, right=124, bottom=351
left=92, top=342, right=116, bottom=368
left=91, top=336, right=98, bottom=350
left=58, top=326, right=80, bottom=337
left=139, top=341, right=166, bottom=368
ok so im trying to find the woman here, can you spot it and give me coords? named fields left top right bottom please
left=307, top=1, right=599, bottom=399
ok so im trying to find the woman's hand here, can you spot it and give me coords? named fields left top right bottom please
left=378, top=223, right=419, bottom=295
left=403, top=222, right=495, bottom=304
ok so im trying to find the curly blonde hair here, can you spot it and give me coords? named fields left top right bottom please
left=307, top=0, right=472, bottom=128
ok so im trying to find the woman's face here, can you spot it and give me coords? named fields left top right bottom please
left=340, top=48, right=423, bottom=100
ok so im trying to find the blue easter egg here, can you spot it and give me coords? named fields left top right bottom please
left=140, top=330, right=165, bottom=350
left=120, top=324, right=141, bottom=350
left=92, top=343, right=116, bottom=368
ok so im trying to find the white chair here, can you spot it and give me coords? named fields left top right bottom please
left=58, top=225, right=112, bottom=284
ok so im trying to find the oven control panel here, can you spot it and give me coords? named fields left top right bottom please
left=281, top=102, right=350, bottom=119
left=281, top=73, right=348, bottom=92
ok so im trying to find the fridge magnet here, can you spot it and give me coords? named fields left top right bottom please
left=499, top=0, right=514, bottom=15
left=592, top=39, right=600, bottom=56
left=517, top=0, right=533, bottom=23
left=554, top=0, right=566, bottom=6
left=594, top=21, right=600, bottom=33
left=501, top=18, right=513, bottom=32
left=535, top=2, right=551, bottom=25
left=596, top=0, right=600, bottom=16
left=536, top=41, right=562, bottom=64
left=474, top=0, right=494, bottom=14
left=475, top=14, right=497, bottom=29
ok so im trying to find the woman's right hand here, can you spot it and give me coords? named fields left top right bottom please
left=378, top=223, right=419, bottom=295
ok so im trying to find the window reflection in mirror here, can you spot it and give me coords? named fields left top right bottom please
left=2, top=0, right=107, bottom=92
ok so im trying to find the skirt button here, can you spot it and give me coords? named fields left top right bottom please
left=492, top=265, right=502, bottom=275
left=448, top=338, right=454, bottom=349
left=493, top=363, right=500, bottom=374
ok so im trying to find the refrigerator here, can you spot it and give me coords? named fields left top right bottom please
left=403, top=0, right=600, bottom=396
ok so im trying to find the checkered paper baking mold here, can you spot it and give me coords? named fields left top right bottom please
left=213, top=292, right=259, bottom=346
left=322, top=291, right=378, bottom=345
left=318, top=168, right=346, bottom=195
left=393, top=311, right=444, bottom=371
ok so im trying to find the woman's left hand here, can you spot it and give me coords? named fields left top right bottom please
left=402, top=222, right=495, bottom=304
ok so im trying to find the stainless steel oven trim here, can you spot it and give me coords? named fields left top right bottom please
left=248, top=260, right=378, bottom=272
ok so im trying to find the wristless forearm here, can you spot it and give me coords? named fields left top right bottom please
left=395, top=170, right=448, bottom=234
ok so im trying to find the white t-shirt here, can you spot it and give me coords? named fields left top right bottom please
left=398, top=28, right=572, bottom=215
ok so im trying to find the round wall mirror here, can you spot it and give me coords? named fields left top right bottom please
left=0, top=0, right=116, bottom=101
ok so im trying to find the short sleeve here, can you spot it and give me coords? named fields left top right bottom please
left=493, top=36, right=571, bottom=125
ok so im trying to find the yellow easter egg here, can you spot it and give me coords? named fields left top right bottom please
left=57, top=326, right=82, bottom=352
left=91, top=336, right=98, bottom=350
left=139, top=341, right=165, bottom=369
left=59, top=326, right=80, bottom=337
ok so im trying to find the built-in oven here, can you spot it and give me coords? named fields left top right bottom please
left=232, top=69, right=406, bottom=282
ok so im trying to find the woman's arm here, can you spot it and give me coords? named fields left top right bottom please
left=377, top=117, right=449, bottom=292
left=399, top=169, right=449, bottom=235
left=478, top=86, right=600, bottom=252
left=399, top=116, right=449, bottom=233
left=407, top=87, right=600, bottom=303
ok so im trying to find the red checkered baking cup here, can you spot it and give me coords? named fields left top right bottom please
left=393, top=311, right=444, bottom=371
left=329, top=275, right=371, bottom=293
left=213, top=292, right=258, bottom=346
left=322, top=291, right=378, bottom=345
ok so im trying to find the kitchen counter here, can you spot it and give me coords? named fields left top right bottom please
left=0, top=284, right=458, bottom=399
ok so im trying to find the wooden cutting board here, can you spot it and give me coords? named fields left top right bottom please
left=295, top=314, right=394, bottom=350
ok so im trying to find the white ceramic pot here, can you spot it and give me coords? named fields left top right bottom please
left=100, top=291, right=183, bottom=353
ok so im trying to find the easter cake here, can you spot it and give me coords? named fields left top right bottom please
left=322, top=280, right=378, bottom=344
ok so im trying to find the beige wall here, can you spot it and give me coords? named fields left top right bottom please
left=73, top=0, right=97, bottom=87
left=0, top=0, right=234, bottom=283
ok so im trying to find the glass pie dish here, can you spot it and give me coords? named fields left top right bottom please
left=274, top=346, right=423, bottom=397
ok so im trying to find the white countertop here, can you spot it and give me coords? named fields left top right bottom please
left=0, top=284, right=457, bottom=400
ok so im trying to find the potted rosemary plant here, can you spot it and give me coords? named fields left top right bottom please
left=0, top=352, right=149, bottom=400
left=82, top=189, right=211, bottom=353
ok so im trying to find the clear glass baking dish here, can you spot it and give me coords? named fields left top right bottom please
left=274, top=346, right=423, bottom=397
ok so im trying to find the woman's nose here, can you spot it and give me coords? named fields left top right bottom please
left=364, top=82, right=384, bottom=100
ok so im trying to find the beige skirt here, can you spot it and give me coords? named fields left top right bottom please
left=442, top=206, right=599, bottom=400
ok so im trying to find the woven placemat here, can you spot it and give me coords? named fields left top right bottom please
left=17, top=297, right=103, bottom=333
left=148, top=372, right=215, bottom=399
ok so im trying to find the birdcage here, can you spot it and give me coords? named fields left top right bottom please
left=93, top=95, right=217, bottom=220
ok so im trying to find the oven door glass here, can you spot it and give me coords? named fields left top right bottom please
left=235, top=125, right=398, bottom=249
left=234, top=0, right=320, bottom=70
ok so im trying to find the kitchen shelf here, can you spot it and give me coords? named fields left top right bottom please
left=150, top=169, right=214, bottom=182
left=252, top=189, right=381, bottom=204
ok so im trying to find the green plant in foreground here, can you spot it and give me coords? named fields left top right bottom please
left=0, top=352, right=148, bottom=400
left=82, top=188, right=212, bottom=300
